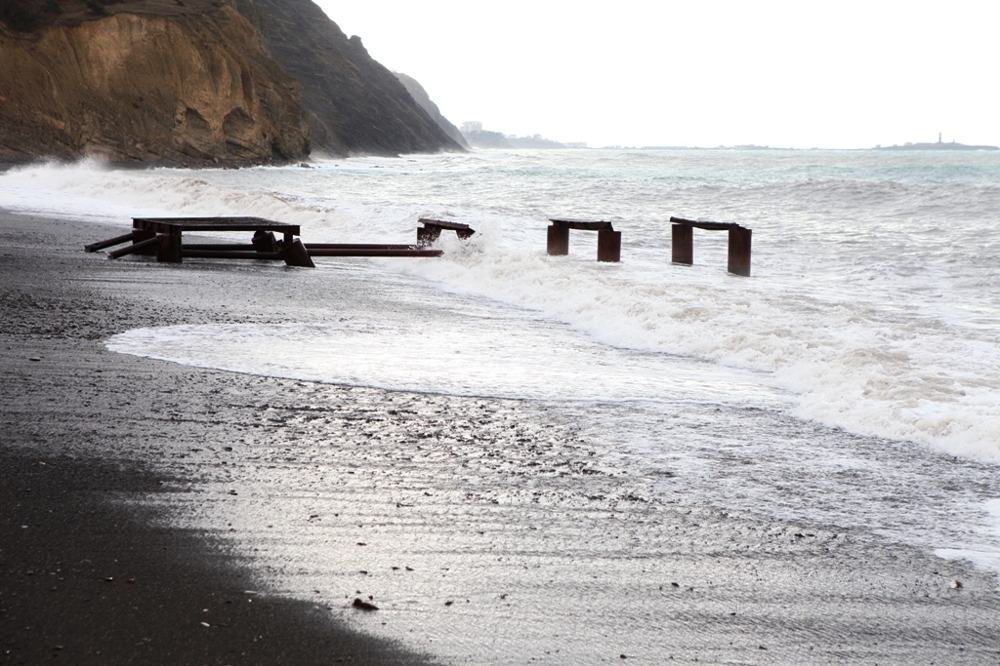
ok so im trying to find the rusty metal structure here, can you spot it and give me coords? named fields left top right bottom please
left=546, top=218, right=621, bottom=262
left=669, top=217, right=752, bottom=276
left=417, top=218, right=476, bottom=246
left=87, top=217, right=316, bottom=266
left=85, top=215, right=755, bottom=278
left=85, top=216, right=458, bottom=266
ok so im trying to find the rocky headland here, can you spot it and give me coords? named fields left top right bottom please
left=461, top=128, right=510, bottom=149
left=394, top=72, right=469, bottom=150
left=230, top=0, right=462, bottom=157
left=0, top=0, right=462, bottom=165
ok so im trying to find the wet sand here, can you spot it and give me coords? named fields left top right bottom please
left=2, top=210, right=999, bottom=665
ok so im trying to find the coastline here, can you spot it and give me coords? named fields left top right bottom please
left=0, top=211, right=436, bottom=665
left=3, top=209, right=1000, bottom=664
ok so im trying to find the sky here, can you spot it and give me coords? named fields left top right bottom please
left=313, top=1, right=1000, bottom=149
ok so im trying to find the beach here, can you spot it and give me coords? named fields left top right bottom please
left=2, top=208, right=999, bottom=665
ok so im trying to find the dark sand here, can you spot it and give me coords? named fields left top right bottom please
left=2, top=210, right=1000, bottom=665
left=0, top=212, right=435, bottom=665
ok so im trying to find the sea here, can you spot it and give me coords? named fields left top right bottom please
left=2, top=148, right=999, bottom=655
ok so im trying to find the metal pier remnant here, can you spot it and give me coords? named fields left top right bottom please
left=85, top=217, right=454, bottom=266
left=417, top=218, right=476, bottom=246
left=546, top=218, right=621, bottom=262
left=669, top=217, right=752, bottom=276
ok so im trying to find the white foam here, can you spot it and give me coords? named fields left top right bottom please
left=936, top=499, right=1000, bottom=586
left=387, top=236, right=1000, bottom=461
left=5, top=153, right=1000, bottom=461
left=106, top=316, right=786, bottom=406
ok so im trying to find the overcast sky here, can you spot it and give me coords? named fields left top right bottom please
left=314, top=1, right=999, bottom=149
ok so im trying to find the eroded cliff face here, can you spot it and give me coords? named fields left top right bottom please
left=0, top=3, right=310, bottom=165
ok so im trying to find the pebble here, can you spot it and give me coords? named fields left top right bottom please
left=352, top=598, right=378, bottom=611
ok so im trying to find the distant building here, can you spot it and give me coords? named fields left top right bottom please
left=460, top=121, right=482, bottom=133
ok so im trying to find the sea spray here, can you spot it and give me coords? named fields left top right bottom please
left=4, top=150, right=999, bottom=460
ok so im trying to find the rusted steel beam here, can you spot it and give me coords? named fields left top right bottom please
left=549, top=218, right=615, bottom=231
left=133, top=217, right=301, bottom=235
left=417, top=218, right=475, bottom=245
left=252, top=230, right=279, bottom=253
left=416, top=226, right=441, bottom=246
left=131, top=229, right=157, bottom=256
left=307, top=248, right=443, bottom=258
left=181, top=250, right=283, bottom=260
left=546, top=224, right=570, bottom=255
left=671, top=224, right=693, bottom=265
left=85, top=231, right=135, bottom=252
left=305, top=244, right=421, bottom=251
left=418, top=218, right=474, bottom=233
left=280, top=239, right=316, bottom=267
left=727, top=226, right=752, bottom=276
left=671, top=216, right=752, bottom=276
left=548, top=218, right=621, bottom=260
left=107, top=236, right=156, bottom=259
left=184, top=244, right=258, bottom=251
left=156, top=233, right=182, bottom=263
left=669, top=216, right=737, bottom=231
left=597, top=229, right=621, bottom=262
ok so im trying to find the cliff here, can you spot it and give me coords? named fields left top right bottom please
left=0, top=0, right=311, bottom=165
left=0, top=0, right=462, bottom=165
left=231, top=0, right=463, bottom=155
left=393, top=72, right=469, bottom=150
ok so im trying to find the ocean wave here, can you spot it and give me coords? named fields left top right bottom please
left=5, top=152, right=999, bottom=461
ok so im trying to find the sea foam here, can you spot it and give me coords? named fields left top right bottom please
left=3, top=152, right=999, bottom=462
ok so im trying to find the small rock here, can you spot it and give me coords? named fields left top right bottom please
left=28, top=357, right=41, bottom=362
left=352, top=598, right=378, bottom=611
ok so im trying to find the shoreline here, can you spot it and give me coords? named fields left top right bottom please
left=3, top=209, right=1000, bottom=664
left=0, top=211, right=437, bottom=665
